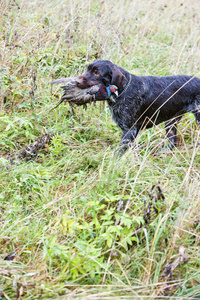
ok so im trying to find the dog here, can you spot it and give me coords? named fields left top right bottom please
left=75, top=60, right=200, bottom=151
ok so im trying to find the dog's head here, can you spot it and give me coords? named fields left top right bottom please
left=75, top=60, right=127, bottom=91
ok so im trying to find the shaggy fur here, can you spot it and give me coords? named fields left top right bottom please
left=76, top=60, right=200, bottom=151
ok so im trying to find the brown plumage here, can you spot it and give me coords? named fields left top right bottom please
left=50, top=77, right=108, bottom=112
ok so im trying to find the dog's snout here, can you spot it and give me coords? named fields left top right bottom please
left=75, top=75, right=98, bottom=89
left=75, top=76, right=86, bottom=88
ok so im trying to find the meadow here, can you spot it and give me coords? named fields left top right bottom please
left=0, top=0, right=200, bottom=299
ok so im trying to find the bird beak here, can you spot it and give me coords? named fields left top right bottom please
left=109, top=96, right=116, bottom=103
left=113, top=90, right=118, bottom=97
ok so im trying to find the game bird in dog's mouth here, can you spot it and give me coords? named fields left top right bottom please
left=50, top=77, right=118, bottom=111
left=51, top=60, right=200, bottom=152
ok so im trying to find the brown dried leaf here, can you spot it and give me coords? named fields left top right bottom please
left=160, top=245, right=188, bottom=280
left=157, top=246, right=188, bottom=296
left=179, top=245, right=188, bottom=263
left=18, top=133, right=53, bottom=160
left=143, top=183, right=165, bottom=223
left=157, top=282, right=181, bottom=296
left=0, top=269, right=11, bottom=276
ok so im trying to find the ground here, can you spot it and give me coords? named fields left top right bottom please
left=0, top=0, right=200, bottom=299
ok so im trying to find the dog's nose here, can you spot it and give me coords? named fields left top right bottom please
left=75, top=76, right=85, bottom=88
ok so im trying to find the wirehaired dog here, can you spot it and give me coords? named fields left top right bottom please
left=75, top=60, right=200, bottom=151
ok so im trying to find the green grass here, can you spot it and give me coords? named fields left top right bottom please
left=0, top=0, right=200, bottom=299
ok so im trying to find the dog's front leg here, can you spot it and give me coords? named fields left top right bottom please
left=165, top=120, right=178, bottom=149
left=119, top=127, right=138, bottom=153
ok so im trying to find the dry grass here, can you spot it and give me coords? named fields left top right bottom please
left=0, top=0, right=200, bottom=299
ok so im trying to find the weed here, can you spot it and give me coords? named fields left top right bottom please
left=0, top=0, right=200, bottom=299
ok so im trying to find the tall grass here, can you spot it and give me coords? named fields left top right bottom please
left=0, top=0, right=200, bottom=299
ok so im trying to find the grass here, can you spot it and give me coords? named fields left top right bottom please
left=0, top=0, right=200, bottom=299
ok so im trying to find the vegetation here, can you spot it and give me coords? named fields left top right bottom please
left=0, top=0, right=200, bottom=298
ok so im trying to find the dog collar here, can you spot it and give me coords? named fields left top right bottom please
left=106, top=85, right=118, bottom=97
left=116, top=74, right=132, bottom=99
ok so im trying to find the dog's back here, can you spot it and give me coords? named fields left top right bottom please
left=76, top=60, right=200, bottom=150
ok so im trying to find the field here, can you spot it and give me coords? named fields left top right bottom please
left=0, top=0, right=200, bottom=299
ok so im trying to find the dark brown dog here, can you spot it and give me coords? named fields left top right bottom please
left=76, top=60, right=200, bottom=151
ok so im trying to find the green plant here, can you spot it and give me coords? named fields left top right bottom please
left=0, top=0, right=200, bottom=298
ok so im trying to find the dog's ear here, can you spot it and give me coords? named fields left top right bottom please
left=111, top=66, right=126, bottom=90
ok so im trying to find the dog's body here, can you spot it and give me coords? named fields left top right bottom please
left=76, top=60, right=200, bottom=150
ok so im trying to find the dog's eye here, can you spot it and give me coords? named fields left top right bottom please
left=93, top=69, right=100, bottom=76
